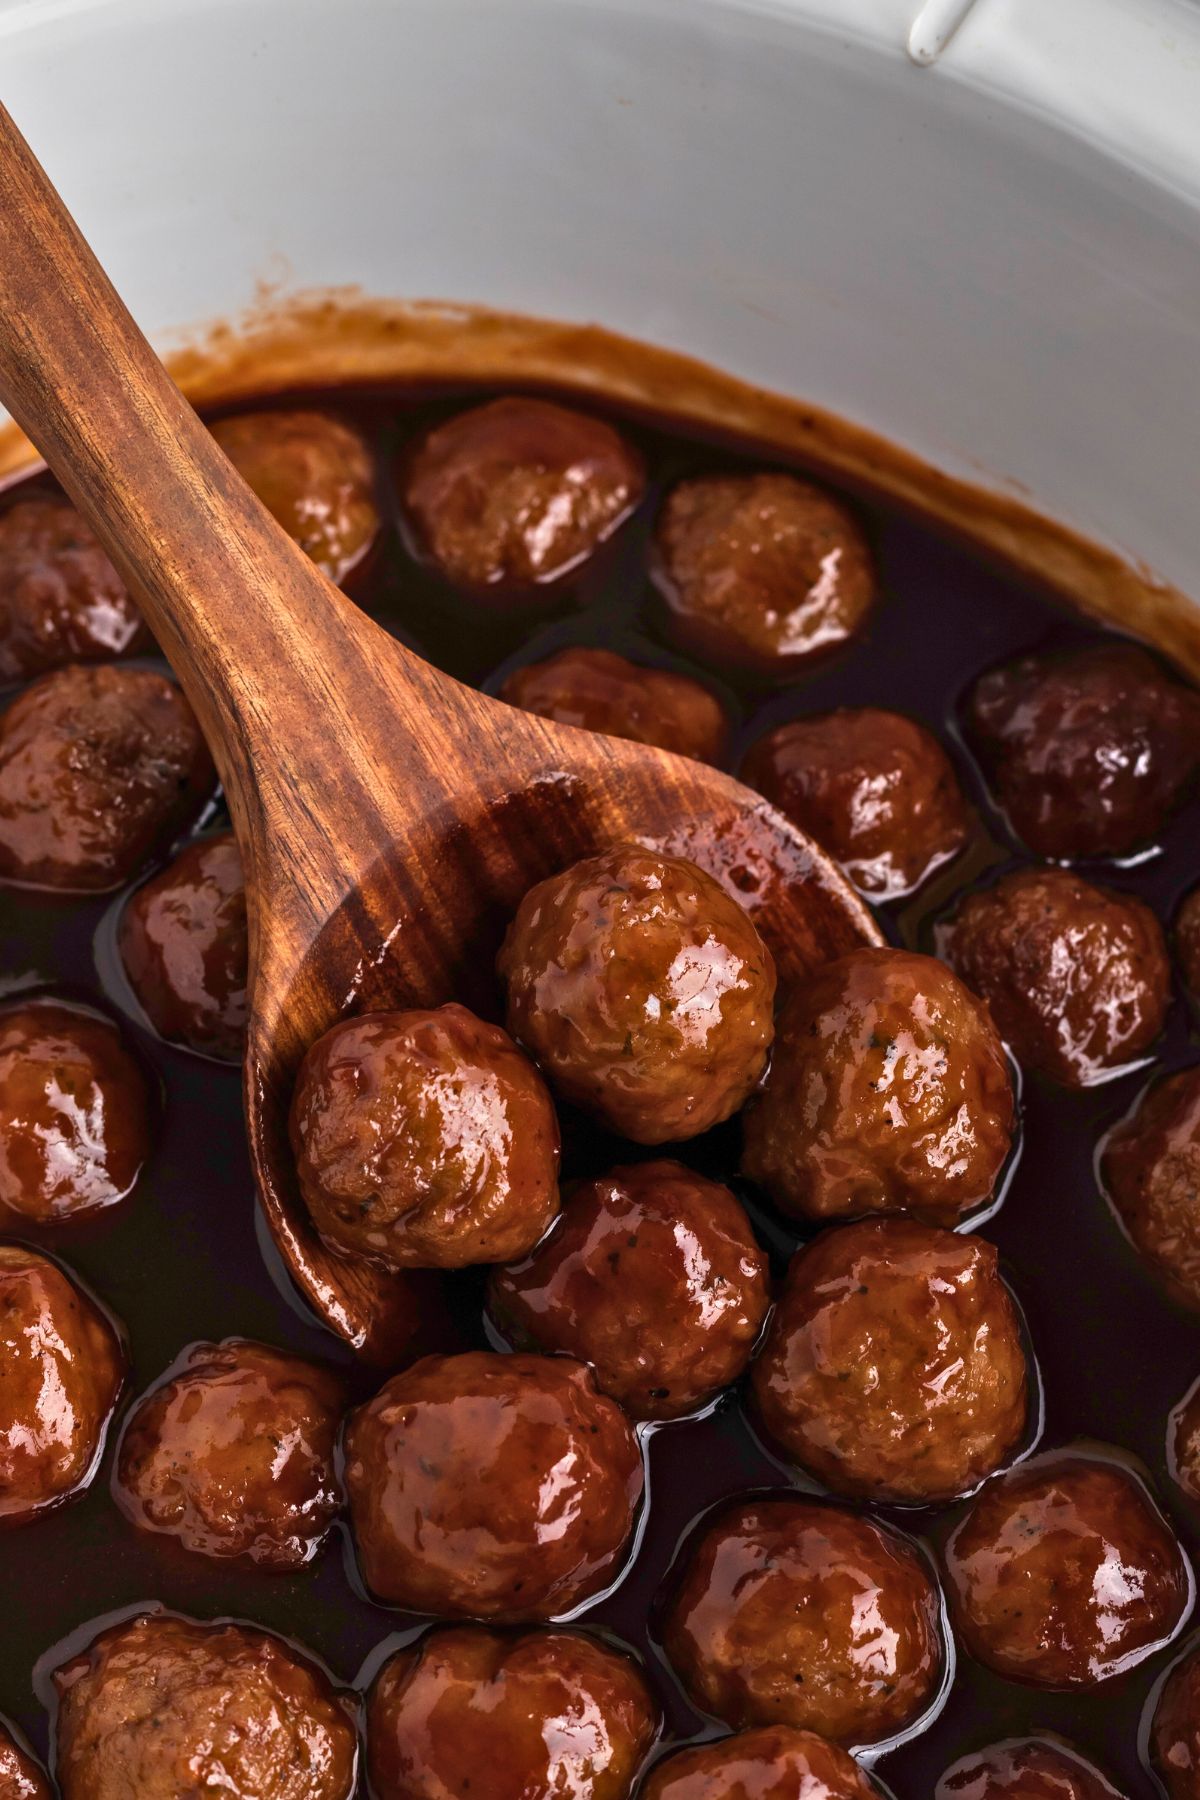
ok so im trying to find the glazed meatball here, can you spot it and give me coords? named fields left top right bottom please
left=1171, top=1378, right=1200, bottom=1501
left=1178, top=887, right=1200, bottom=998
left=967, top=643, right=1200, bottom=859
left=641, top=1726, right=879, bottom=1800
left=498, top=846, right=776, bottom=1143
left=0, top=495, right=146, bottom=685
left=742, top=707, right=969, bottom=899
left=751, top=1217, right=1028, bottom=1503
left=0, top=1243, right=124, bottom=1525
left=53, top=1612, right=357, bottom=1800
left=936, top=1739, right=1124, bottom=1800
left=119, top=832, right=247, bottom=1059
left=367, top=1626, right=659, bottom=1800
left=1102, top=1067, right=1200, bottom=1309
left=939, top=866, right=1169, bottom=1087
left=943, top=1452, right=1190, bottom=1687
left=0, top=1001, right=150, bottom=1223
left=0, top=664, right=214, bottom=890
left=653, top=473, right=876, bottom=677
left=741, top=946, right=1013, bottom=1226
left=1151, top=1641, right=1200, bottom=1800
left=0, top=1723, right=50, bottom=1800
left=290, top=1003, right=559, bottom=1271
left=114, top=1339, right=346, bottom=1569
left=344, top=1350, right=642, bottom=1619
left=211, top=409, right=379, bottom=584
left=500, top=647, right=728, bottom=764
left=661, top=1496, right=943, bottom=1746
left=403, top=396, right=643, bottom=591
left=487, top=1160, right=770, bottom=1420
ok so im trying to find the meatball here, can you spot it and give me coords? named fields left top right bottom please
left=403, top=396, right=644, bottom=591
left=742, top=707, right=969, bottom=899
left=943, top=1452, right=1190, bottom=1687
left=751, top=1217, right=1028, bottom=1502
left=936, top=1739, right=1123, bottom=1800
left=211, top=409, right=379, bottom=584
left=52, top=1612, right=357, bottom=1800
left=290, top=1002, right=559, bottom=1271
left=119, top=832, right=247, bottom=1059
left=1102, top=1067, right=1200, bottom=1310
left=0, top=1243, right=124, bottom=1525
left=498, top=846, right=776, bottom=1143
left=741, top=946, right=1013, bottom=1226
left=500, top=647, right=728, bottom=764
left=367, top=1626, right=659, bottom=1800
left=939, top=866, right=1169, bottom=1087
left=0, top=1723, right=50, bottom=1800
left=0, top=495, right=146, bottom=685
left=652, top=473, right=876, bottom=677
left=1151, top=1641, right=1200, bottom=1800
left=1171, top=1378, right=1200, bottom=1501
left=344, top=1350, right=642, bottom=1619
left=1178, top=887, right=1200, bottom=999
left=487, top=1159, right=770, bottom=1421
left=661, top=1496, right=943, bottom=1746
left=0, top=1001, right=150, bottom=1223
left=114, top=1339, right=346, bottom=1569
left=0, top=664, right=214, bottom=890
left=967, top=643, right=1200, bottom=860
left=641, top=1727, right=878, bottom=1800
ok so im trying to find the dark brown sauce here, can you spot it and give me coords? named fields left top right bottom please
left=2, top=382, right=1199, bottom=1798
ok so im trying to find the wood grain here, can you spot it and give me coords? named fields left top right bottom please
left=0, top=102, right=878, bottom=1359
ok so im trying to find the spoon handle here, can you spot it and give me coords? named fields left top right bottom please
left=0, top=100, right=407, bottom=857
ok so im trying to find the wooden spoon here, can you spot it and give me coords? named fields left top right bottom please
left=0, top=103, right=880, bottom=1361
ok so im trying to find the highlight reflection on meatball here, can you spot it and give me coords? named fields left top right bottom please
left=0, top=496, right=146, bottom=685
left=488, top=1160, right=770, bottom=1420
left=1171, top=1379, right=1200, bottom=1504
left=52, top=1612, right=358, bottom=1800
left=501, top=647, right=728, bottom=764
left=290, top=1003, right=560, bottom=1271
left=211, top=410, right=379, bottom=585
left=935, top=1739, right=1124, bottom=1800
left=0, top=664, right=214, bottom=890
left=641, top=1726, right=880, bottom=1800
left=943, top=1452, right=1190, bottom=1687
left=0, top=1001, right=150, bottom=1223
left=115, top=1340, right=346, bottom=1569
left=967, top=643, right=1200, bottom=860
left=742, top=707, right=969, bottom=899
left=0, top=1244, right=124, bottom=1526
left=1151, top=1640, right=1200, bottom=1800
left=662, top=1496, right=943, bottom=1746
left=499, top=846, right=776, bottom=1143
left=120, top=832, right=247, bottom=1059
left=1104, top=1068, right=1200, bottom=1310
left=741, top=946, right=1013, bottom=1227
left=653, top=473, right=876, bottom=677
left=403, top=396, right=644, bottom=592
left=367, top=1626, right=659, bottom=1800
left=0, top=1721, right=51, bottom=1800
left=344, top=1351, right=642, bottom=1619
left=939, top=866, right=1169, bottom=1087
left=751, top=1218, right=1028, bottom=1503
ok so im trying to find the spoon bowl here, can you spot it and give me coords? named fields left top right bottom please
left=0, top=102, right=879, bottom=1359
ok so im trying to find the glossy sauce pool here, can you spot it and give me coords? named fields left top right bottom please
left=2, top=383, right=1199, bottom=1798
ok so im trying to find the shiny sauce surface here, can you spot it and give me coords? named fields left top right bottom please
left=1, top=383, right=1198, bottom=1797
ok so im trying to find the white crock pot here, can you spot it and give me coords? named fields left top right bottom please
left=1, top=0, right=1199, bottom=607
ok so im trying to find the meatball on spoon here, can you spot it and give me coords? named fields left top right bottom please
left=0, top=105, right=877, bottom=1358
